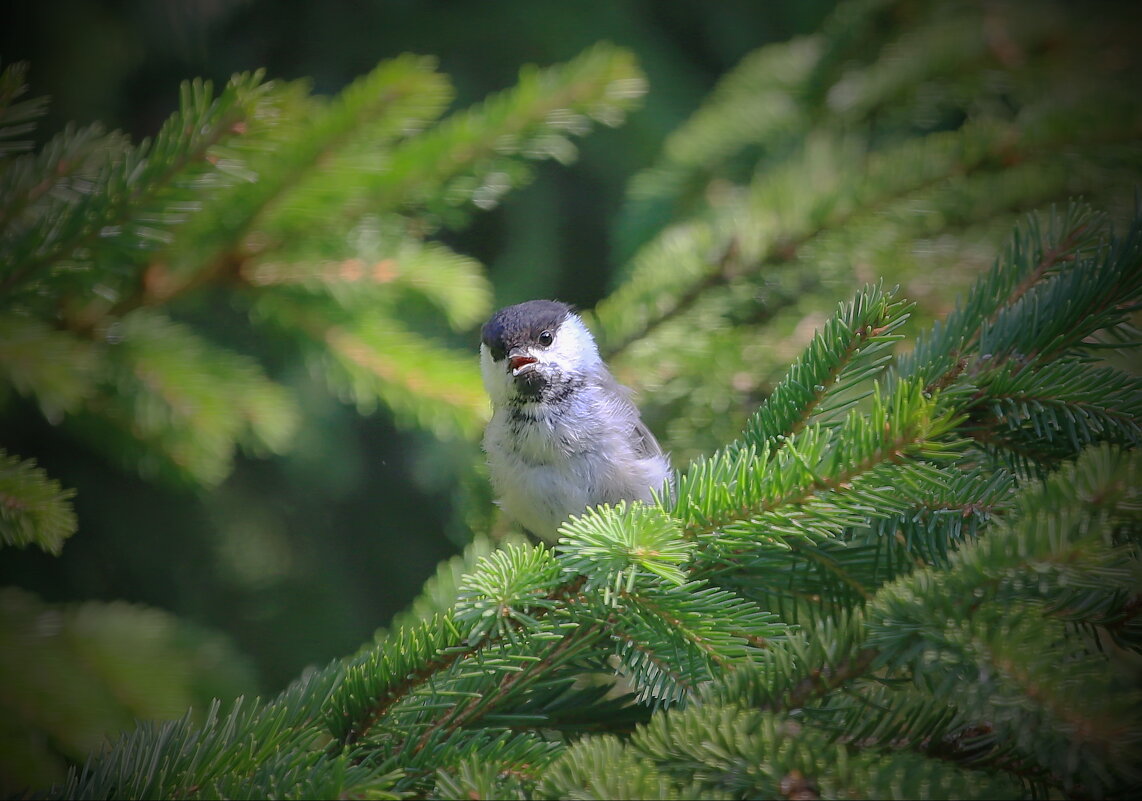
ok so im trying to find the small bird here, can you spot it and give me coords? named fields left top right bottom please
left=480, top=299, right=673, bottom=542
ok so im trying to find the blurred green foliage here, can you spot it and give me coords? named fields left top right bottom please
left=1, top=0, right=1140, bottom=795
left=0, top=587, right=256, bottom=795
left=0, top=0, right=835, bottom=697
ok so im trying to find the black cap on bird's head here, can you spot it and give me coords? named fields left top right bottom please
left=482, top=299, right=572, bottom=362
left=481, top=300, right=575, bottom=394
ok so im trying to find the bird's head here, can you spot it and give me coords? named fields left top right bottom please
left=479, top=299, right=601, bottom=407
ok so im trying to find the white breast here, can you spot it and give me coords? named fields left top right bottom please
left=483, top=387, right=671, bottom=541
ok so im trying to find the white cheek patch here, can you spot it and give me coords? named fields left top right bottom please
left=480, top=344, right=514, bottom=407
left=481, top=312, right=603, bottom=407
left=541, top=314, right=601, bottom=374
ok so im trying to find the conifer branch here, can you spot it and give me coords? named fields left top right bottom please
left=336, top=630, right=473, bottom=748
left=601, top=235, right=744, bottom=360
left=411, top=622, right=605, bottom=753
left=772, top=647, right=879, bottom=713
left=0, top=123, right=121, bottom=234
left=334, top=573, right=590, bottom=747
left=683, top=415, right=947, bottom=542
left=2, top=76, right=260, bottom=305
left=735, top=284, right=911, bottom=451
left=598, top=121, right=1115, bottom=362
left=621, top=591, right=735, bottom=667
left=902, top=204, right=1107, bottom=391
left=0, top=450, right=77, bottom=553
left=922, top=217, right=1090, bottom=394
left=9, top=2, right=1142, bottom=797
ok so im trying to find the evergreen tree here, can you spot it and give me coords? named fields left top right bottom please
left=0, top=43, right=647, bottom=792
left=3, top=0, right=1141, bottom=798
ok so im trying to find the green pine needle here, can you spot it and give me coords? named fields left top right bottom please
left=0, top=450, right=77, bottom=554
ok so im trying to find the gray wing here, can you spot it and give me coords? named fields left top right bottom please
left=630, top=414, right=675, bottom=500
left=630, top=416, right=666, bottom=460
left=594, top=365, right=673, bottom=492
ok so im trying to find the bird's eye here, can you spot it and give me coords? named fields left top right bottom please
left=537, top=330, right=554, bottom=347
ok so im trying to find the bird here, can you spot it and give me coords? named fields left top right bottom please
left=479, top=299, right=673, bottom=542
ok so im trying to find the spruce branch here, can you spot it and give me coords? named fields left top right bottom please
left=1, top=72, right=270, bottom=307
left=380, top=533, right=527, bottom=638
left=45, top=195, right=1142, bottom=797
left=223, top=55, right=453, bottom=248
left=325, top=612, right=471, bottom=747
left=53, top=193, right=1142, bottom=798
left=0, top=315, right=100, bottom=420
left=557, top=502, right=695, bottom=593
left=248, top=292, right=489, bottom=440
left=454, top=543, right=566, bottom=644
left=408, top=621, right=606, bottom=753
left=859, top=446, right=1142, bottom=796
left=846, top=468, right=1018, bottom=571
left=0, top=449, right=76, bottom=553
left=735, top=282, right=912, bottom=450
left=18, top=2, right=1142, bottom=796
left=349, top=42, right=646, bottom=229
left=1, top=46, right=646, bottom=497
left=967, top=360, right=1142, bottom=456
left=899, top=202, right=1105, bottom=390
left=604, top=582, right=780, bottom=705
left=243, top=234, right=491, bottom=331
left=69, top=310, right=299, bottom=486
left=0, top=61, right=48, bottom=158
left=601, top=0, right=1142, bottom=429
left=329, top=568, right=594, bottom=750
left=0, top=122, right=129, bottom=239
left=56, top=673, right=391, bottom=801
left=598, top=108, right=1131, bottom=366
left=676, top=381, right=961, bottom=543
left=774, top=646, right=880, bottom=714
left=599, top=234, right=746, bottom=361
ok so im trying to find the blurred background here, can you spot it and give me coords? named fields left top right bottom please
left=3, top=0, right=1140, bottom=792
left=1, top=0, right=833, bottom=691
